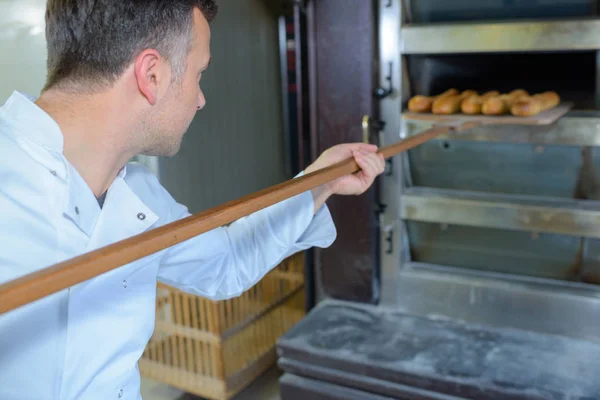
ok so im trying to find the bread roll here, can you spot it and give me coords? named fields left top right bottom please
left=482, top=90, right=500, bottom=99
left=500, top=91, right=531, bottom=109
left=408, top=95, right=434, bottom=112
left=459, top=90, right=478, bottom=100
left=511, top=91, right=560, bottom=117
left=461, top=90, right=500, bottom=115
left=535, top=91, right=560, bottom=110
left=432, top=94, right=463, bottom=115
left=461, top=95, right=483, bottom=114
left=407, top=88, right=461, bottom=113
left=482, top=96, right=509, bottom=115
left=510, top=98, right=541, bottom=117
left=509, top=89, right=529, bottom=98
left=430, top=88, right=465, bottom=114
left=436, top=88, right=459, bottom=98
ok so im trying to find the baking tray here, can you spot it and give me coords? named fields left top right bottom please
left=402, top=102, right=574, bottom=126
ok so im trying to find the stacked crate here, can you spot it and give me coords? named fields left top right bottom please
left=139, top=252, right=306, bottom=400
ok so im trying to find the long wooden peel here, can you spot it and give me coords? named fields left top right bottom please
left=0, top=123, right=462, bottom=315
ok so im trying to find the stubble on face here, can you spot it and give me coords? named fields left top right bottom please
left=137, top=9, right=210, bottom=158
left=139, top=81, right=193, bottom=158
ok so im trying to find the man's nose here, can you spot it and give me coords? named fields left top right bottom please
left=197, top=92, right=206, bottom=110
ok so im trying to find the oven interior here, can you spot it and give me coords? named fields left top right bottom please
left=406, top=52, right=597, bottom=110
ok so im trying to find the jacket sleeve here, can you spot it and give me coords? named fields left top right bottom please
left=156, top=172, right=337, bottom=300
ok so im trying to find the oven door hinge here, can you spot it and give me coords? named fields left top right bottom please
left=374, top=61, right=394, bottom=99
left=375, top=202, right=387, bottom=215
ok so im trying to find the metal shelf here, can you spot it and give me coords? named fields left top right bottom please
left=401, top=187, right=600, bottom=238
left=403, top=112, right=600, bottom=146
left=394, top=262, right=600, bottom=343
left=401, top=19, right=600, bottom=54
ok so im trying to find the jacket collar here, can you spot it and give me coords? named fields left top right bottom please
left=1, top=91, right=152, bottom=239
left=0, top=91, right=64, bottom=153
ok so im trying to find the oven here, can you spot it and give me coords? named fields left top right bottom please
left=378, top=0, right=600, bottom=343
left=277, top=1, right=600, bottom=399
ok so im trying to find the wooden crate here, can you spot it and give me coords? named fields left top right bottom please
left=139, top=252, right=306, bottom=400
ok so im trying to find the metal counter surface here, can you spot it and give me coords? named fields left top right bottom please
left=277, top=299, right=600, bottom=400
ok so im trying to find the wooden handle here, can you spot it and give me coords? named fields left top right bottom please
left=0, top=124, right=460, bottom=315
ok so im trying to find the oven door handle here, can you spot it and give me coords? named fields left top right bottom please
left=362, top=115, right=386, bottom=144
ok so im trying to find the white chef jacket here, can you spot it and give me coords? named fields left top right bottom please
left=0, top=91, right=337, bottom=400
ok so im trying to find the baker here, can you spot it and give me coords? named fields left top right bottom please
left=0, top=1, right=385, bottom=399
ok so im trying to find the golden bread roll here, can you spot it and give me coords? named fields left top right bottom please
left=432, top=94, right=462, bottom=115
left=461, top=95, right=483, bottom=115
left=510, top=99, right=541, bottom=117
left=458, top=90, right=478, bottom=100
left=436, top=88, right=459, bottom=98
left=534, top=91, right=560, bottom=110
left=508, top=89, right=529, bottom=98
left=482, top=96, right=509, bottom=115
left=407, top=88, right=461, bottom=113
left=481, top=90, right=500, bottom=99
left=408, top=95, right=434, bottom=113
left=501, top=92, right=530, bottom=108
left=511, top=91, right=560, bottom=117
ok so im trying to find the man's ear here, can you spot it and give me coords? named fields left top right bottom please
left=134, top=49, right=164, bottom=106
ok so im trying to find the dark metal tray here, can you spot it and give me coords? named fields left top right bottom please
left=277, top=299, right=600, bottom=400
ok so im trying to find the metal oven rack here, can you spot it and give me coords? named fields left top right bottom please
left=377, top=1, right=600, bottom=343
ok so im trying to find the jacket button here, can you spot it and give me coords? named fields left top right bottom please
left=118, top=389, right=123, bottom=398
left=75, top=206, right=80, bottom=215
left=122, top=280, right=127, bottom=288
left=137, top=212, right=146, bottom=220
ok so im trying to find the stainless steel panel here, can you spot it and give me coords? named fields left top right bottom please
left=393, top=262, right=600, bottom=343
left=401, top=187, right=600, bottom=238
left=404, top=113, right=600, bottom=147
left=596, top=51, right=600, bottom=109
left=401, top=19, right=600, bottom=54
left=406, top=221, right=582, bottom=280
left=378, top=0, right=404, bottom=306
left=407, top=138, right=586, bottom=198
left=406, top=0, right=594, bottom=24
left=583, top=238, right=600, bottom=284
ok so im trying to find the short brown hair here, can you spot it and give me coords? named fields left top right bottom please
left=43, top=0, right=218, bottom=91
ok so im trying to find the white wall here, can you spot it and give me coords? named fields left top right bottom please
left=0, top=0, right=48, bottom=103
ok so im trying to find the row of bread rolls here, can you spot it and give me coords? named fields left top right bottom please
left=408, top=89, right=560, bottom=117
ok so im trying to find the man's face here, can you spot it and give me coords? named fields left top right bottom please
left=142, top=8, right=211, bottom=157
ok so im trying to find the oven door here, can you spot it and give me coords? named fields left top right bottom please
left=305, top=0, right=383, bottom=305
